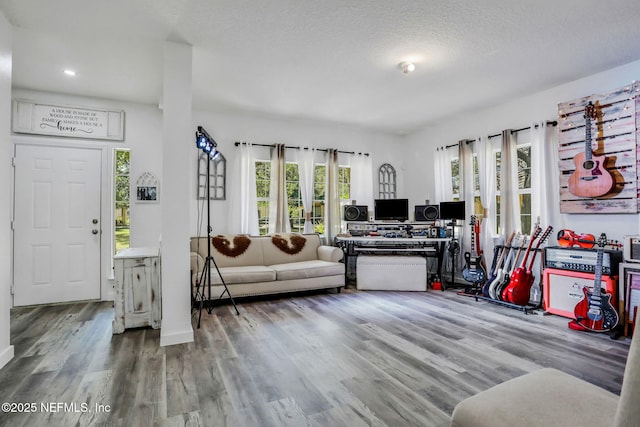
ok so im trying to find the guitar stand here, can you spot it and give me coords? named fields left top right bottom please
left=474, top=294, right=541, bottom=314
left=457, top=282, right=483, bottom=297
left=444, top=220, right=462, bottom=290
left=569, top=319, right=625, bottom=340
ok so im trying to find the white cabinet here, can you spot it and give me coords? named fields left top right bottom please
left=113, top=247, right=161, bottom=334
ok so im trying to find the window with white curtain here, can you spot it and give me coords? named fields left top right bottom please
left=495, top=131, right=532, bottom=234
left=255, top=160, right=350, bottom=236
left=450, top=140, right=532, bottom=235
left=450, top=155, right=482, bottom=214
left=256, top=160, right=271, bottom=235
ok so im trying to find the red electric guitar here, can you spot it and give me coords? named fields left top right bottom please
left=474, top=217, right=482, bottom=256
left=501, top=225, right=541, bottom=302
left=567, top=102, right=614, bottom=198
left=504, top=225, right=553, bottom=306
left=573, top=233, right=619, bottom=332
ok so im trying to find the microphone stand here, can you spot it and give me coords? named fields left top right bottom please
left=447, top=219, right=458, bottom=289
left=194, top=153, right=239, bottom=329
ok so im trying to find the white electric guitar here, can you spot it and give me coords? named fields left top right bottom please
left=488, top=233, right=524, bottom=299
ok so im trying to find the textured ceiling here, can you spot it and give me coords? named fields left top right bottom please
left=2, top=0, right=640, bottom=135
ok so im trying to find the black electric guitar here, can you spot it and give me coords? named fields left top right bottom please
left=462, top=215, right=486, bottom=284
left=573, top=233, right=619, bottom=332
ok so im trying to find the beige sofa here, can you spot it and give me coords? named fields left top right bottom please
left=450, top=327, right=640, bottom=427
left=190, top=233, right=344, bottom=300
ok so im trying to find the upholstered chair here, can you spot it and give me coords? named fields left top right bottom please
left=450, top=327, right=639, bottom=427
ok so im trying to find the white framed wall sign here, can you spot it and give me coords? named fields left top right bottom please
left=12, top=99, right=125, bottom=141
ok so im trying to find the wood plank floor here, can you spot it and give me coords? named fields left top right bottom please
left=0, top=289, right=630, bottom=427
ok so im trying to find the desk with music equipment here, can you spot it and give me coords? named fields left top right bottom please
left=335, top=235, right=449, bottom=290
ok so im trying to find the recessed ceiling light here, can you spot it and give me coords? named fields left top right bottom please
left=63, top=69, right=77, bottom=77
left=400, top=62, right=415, bottom=74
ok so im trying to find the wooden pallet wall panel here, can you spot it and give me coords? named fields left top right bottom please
left=558, top=82, right=638, bottom=214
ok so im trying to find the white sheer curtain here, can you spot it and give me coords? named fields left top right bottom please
left=500, top=129, right=521, bottom=234
left=349, top=153, right=374, bottom=213
left=228, top=142, right=259, bottom=235
left=297, top=148, right=316, bottom=234
left=324, top=149, right=341, bottom=243
left=433, top=146, right=456, bottom=203
left=458, top=140, right=474, bottom=259
left=531, top=122, right=563, bottom=243
left=268, top=143, right=291, bottom=234
left=476, top=136, right=496, bottom=261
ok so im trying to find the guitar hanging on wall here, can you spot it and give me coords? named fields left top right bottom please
left=568, top=101, right=614, bottom=198
left=572, top=233, right=619, bottom=333
left=462, top=215, right=487, bottom=285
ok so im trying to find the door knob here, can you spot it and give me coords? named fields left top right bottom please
left=92, top=219, right=99, bottom=224
left=92, top=229, right=99, bottom=235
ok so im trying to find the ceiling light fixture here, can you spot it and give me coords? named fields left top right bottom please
left=63, top=69, right=77, bottom=77
left=400, top=62, right=415, bottom=74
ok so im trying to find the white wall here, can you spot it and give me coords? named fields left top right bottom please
left=0, top=9, right=14, bottom=370
left=190, top=110, right=404, bottom=235
left=404, top=59, right=640, bottom=242
left=4, top=89, right=403, bottom=316
left=10, top=89, right=163, bottom=300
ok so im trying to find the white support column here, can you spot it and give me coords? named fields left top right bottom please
left=160, top=41, right=194, bottom=347
left=0, top=11, right=15, bottom=369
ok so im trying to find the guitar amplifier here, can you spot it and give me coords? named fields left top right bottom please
left=543, top=268, right=617, bottom=319
left=544, top=246, right=622, bottom=275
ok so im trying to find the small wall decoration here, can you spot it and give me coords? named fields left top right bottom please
left=198, top=152, right=226, bottom=200
left=136, top=172, right=159, bottom=203
left=378, top=163, right=397, bottom=199
left=558, top=81, right=639, bottom=213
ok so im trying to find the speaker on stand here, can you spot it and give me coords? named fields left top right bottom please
left=344, top=205, right=368, bottom=221
left=415, top=204, right=440, bottom=221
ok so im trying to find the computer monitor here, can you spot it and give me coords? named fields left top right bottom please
left=374, top=198, right=409, bottom=222
left=439, top=201, right=466, bottom=220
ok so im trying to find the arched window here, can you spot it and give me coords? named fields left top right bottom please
left=378, top=163, right=396, bottom=199
left=198, top=152, right=226, bottom=200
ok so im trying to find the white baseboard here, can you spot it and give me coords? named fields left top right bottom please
left=160, top=327, right=194, bottom=347
left=0, top=344, right=14, bottom=370
left=103, top=277, right=115, bottom=301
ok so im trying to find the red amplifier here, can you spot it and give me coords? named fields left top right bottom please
left=543, top=268, right=617, bottom=319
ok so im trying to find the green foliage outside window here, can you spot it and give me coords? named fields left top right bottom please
left=255, top=161, right=350, bottom=236
left=115, top=150, right=130, bottom=253
left=495, top=146, right=532, bottom=234
left=450, top=148, right=531, bottom=234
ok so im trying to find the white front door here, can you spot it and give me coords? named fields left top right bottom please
left=13, top=144, right=102, bottom=306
